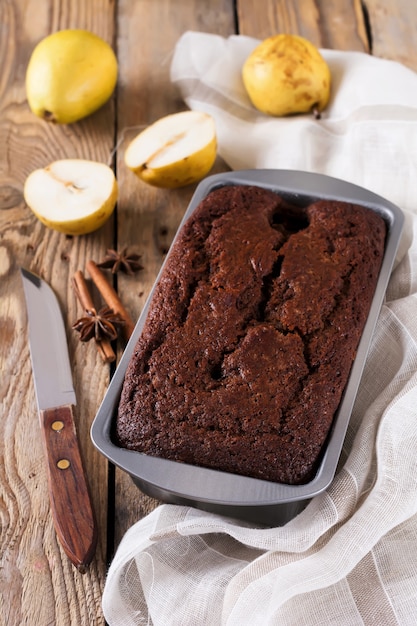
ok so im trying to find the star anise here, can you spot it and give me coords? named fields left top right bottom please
left=72, top=307, right=125, bottom=342
left=97, top=248, right=144, bottom=275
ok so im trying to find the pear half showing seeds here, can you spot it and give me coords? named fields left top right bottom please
left=124, top=110, right=217, bottom=188
left=24, top=159, right=118, bottom=236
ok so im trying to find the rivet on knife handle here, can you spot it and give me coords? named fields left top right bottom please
left=40, top=404, right=97, bottom=573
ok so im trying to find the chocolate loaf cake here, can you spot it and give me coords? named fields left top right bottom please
left=116, top=184, right=386, bottom=484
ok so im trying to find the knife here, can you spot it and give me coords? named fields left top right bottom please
left=20, top=268, right=97, bottom=573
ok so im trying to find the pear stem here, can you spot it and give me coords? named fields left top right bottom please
left=43, top=110, right=57, bottom=123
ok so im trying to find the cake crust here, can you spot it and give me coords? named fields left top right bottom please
left=116, top=185, right=386, bottom=484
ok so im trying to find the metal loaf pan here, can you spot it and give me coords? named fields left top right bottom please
left=91, top=170, right=404, bottom=526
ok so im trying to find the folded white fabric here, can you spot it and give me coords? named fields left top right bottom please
left=169, top=31, right=417, bottom=218
left=102, top=32, right=417, bottom=625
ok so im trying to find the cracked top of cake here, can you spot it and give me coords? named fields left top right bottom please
left=116, top=184, right=386, bottom=484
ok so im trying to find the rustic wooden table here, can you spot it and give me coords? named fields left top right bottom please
left=1, top=0, right=416, bottom=624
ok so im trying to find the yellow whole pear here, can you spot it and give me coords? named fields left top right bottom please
left=242, top=34, right=331, bottom=117
left=26, top=29, right=118, bottom=124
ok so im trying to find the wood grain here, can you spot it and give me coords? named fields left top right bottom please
left=365, top=0, right=417, bottom=70
left=0, top=0, right=115, bottom=623
left=1, top=0, right=417, bottom=623
left=112, top=0, right=236, bottom=548
left=236, top=0, right=369, bottom=50
left=39, top=405, right=97, bottom=572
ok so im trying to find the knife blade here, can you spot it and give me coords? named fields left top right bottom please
left=20, top=268, right=97, bottom=573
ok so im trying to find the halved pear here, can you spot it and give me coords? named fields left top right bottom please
left=124, top=111, right=217, bottom=188
left=23, top=159, right=118, bottom=235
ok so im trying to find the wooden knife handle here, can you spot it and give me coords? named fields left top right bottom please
left=39, top=405, right=97, bottom=573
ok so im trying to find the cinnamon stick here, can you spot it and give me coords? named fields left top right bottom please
left=72, top=270, right=116, bottom=363
left=86, top=260, right=135, bottom=341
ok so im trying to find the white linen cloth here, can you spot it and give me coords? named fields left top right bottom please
left=102, top=32, right=417, bottom=625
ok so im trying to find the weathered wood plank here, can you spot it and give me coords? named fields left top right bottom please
left=236, top=0, right=369, bottom=50
left=0, top=0, right=116, bottom=623
left=112, top=0, right=237, bottom=547
left=365, top=0, right=417, bottom=70
left=2, top=0, right=416, bottom=622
